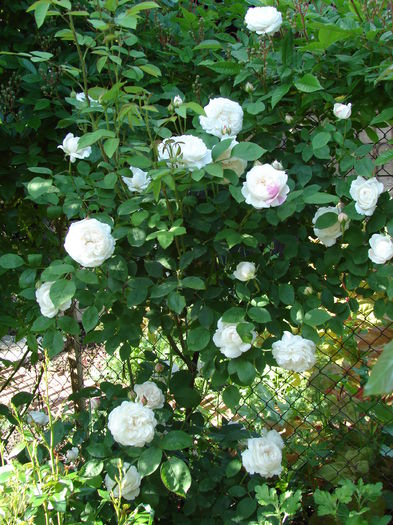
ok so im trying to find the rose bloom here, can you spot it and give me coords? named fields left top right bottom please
left=217, top=139, right=247, bottom=177
left=241, top=164, right=290, bottom=209
left=333, top=102, right=352, bottom=120
left=272, top=160, right=283, bottom=171
left=35, top=281, right=71, bottom=318
left=158, top=135, right=212, bottom=171
left=233, top=262, right=256, bottom=282
left=64, top=218, right=115, bottom=268
left=122, top=167, right=151, bottom=193
left=27, top=410, right=49, bottom=426
left=134, top=381, right=165, bottom=409
left=57, top=133, right=92, bottom=163
left=242, top=429, right=284, bottom=478
left=64, top=447, right=79, bottom=463
left=349, top=176, right=384, bottom=216
left=105, top=463, right=141, bottom=501
left=272, top=331, right=316, bottom=372
left=244, top=6, right=282, bottom=35
left=108, top=401, right=157, bottom=447
left=213, top=317, right=256, bottom=358
left=199, top=97, right=243, bottom=138
left=312, top=207, right=349, bottom=247
left=368, top=233, right=393, bottom=264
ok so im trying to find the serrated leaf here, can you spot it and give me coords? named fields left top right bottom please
left=160, top=457, right=191, bottom=498
left=294, top=74, right=323, bottom=93
left=82, top=306, right=99, bottom=332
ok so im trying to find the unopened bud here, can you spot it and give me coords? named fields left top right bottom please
left=272, top=160, right=283, bottom=171
left=173, top=95, right=183, bottom=107
left=285, top=114, right=294, bottom=124
left=338, top=212, right=348, bottom=223
left=245, top=82, right=255, bottom=93
left=155, top=363, right=164, bottom=373
left=90, top=397, right=100, bottom=410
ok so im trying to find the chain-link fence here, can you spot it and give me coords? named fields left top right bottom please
left=1, top=128, right=393, bottom=489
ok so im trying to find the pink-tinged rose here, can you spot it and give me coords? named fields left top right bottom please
left=241, top=164, right=289, bottom=209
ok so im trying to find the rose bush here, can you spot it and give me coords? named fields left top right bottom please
left=1, top=0, right=393, bottom=523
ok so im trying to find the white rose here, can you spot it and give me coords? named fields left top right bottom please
left=245, top=82, right=255, bottom=93
left=368, top=233, right=393, bottom=264
left=108, top=401, right=157, bottom=447
left=158, top=135, right=212, bottom=171
left=57, top=133, right=92, bottom=163
left=35, top=281, right=71, bottom=318
left=272, top=331, right=316, bottom=372
left=65, top=447, right=79, bottom=463
left=105, top=463, right=141, bottom=501
left=173, top=95, right=183, bottom=107
left=213, top=317, right=256, bottom=358
left=312, top=207, right=349, bottom=247
left=233, top=262, right=256, bottom=282
left=64, top=218, right=115, bottom=268
left=244, top=6, right=283, bottom=35
left=122, top=167, right=151, bottom=193
left=349, top=176, right=384, bottom=216
left=241, top=429, right=284, bottom=478
left=333, top=102, right=352, bottom=120
left=134, top=381, right=165, bottom=409
left=241, top=164, right=290, bottom=209
left=27, top=410, right=49, bottom=426
left=217, top=139, right=247, bottom=177
left=199, top=97, right=243, bottom=139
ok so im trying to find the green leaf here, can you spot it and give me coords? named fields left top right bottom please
left=304, top=308, right=331, bottom=326
left=279, top=283, right=295, bottom=305
left=246, top=100, right=265, bottom=115
left=78, top=129, right=115, bottom=149
left=43, top=329, right=65, bottom=358
left=150, top=281, right=177, bottom=299
left=212, top=138, right=233, bottom=162
left=103, top=138, right=120, bottom=158
left=222, top=307, right=245, bottom=323
left=231, top=142, right=266, bottom=161
left=375, top=148, right=393, bottom=166
left=303, top=192, right=339, bottom=204
left=0, top=254, right=24, bottom=269
left=57, top=316, right=80, bottom=336
left=167, top=292, right=186, bottom=314
left=365, top=339, right=393, bottom=395
left=193, top=39, right=223, bottom=50
left=271, top=84, right=291, bottom=108
left=127, top=228, right=146, bottom=247
left=27, top=177, right=53, bottom=199
left=157, top=231, right=173, bottom=249
left=140, top=64, right=161, bottom=77
left=160, top=457, right=191, bottom=498
left=82, top=306, right=99, bottom=332
left=49, top=279, right=76, bottom=309
left=314, top=212, right=339, bottom=229
left=34, top=1, right=50, bottom=28
left=75, top=269, right=99, bottom=284
left=247, top=307, right=271, bottom=323
left=236, top=322, right=255, bottom=344
left=236, top=360, right=255, bottom=384
left=118, top=199, right=141, bottom=215
left=294, top=74, right=323, bottom=93
left=160, top=431, right=193, bottom=451
left=225, top=458, right=242, bottom=478
left=181, top=277, right=205, bottom=290
left=314, top=489, right=337, bottom=516
left=222, top=385, right=240, bottom=409
left=127, top=1, right=160, bottom=15
left=312, top=132, right=330, bottom=150
left=138, top=447, right=162, bottom=477
left=187, top=326, right=210, bottom=352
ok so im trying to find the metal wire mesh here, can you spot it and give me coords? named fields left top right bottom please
left=1, top=128, right=392, bottom=489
